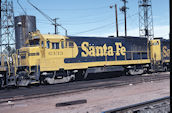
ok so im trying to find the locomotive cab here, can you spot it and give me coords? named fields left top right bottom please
left=17, top=31, right=43, bottom=86
left=150, top=39, right=170, bottom=71
left=17, top=31, right=78, bottom=86
left=19, top=39, right=40, bottom=66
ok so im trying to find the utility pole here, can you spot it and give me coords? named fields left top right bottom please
left=0, top=0, right=2, bottom=54
left=115, top=4, right=119, bottom=37
left=110, top=4, right=119, bottom=37
left=53, top=18, right=59, bottom=34
left=120, top=0, right=128, bottom=37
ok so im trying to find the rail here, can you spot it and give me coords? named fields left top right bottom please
left=102, top=96, right=170, bottom=113
left=0, top=72, right=169, bottom=104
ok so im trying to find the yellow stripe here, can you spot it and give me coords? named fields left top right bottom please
left=164, top=60, right=170, bottom=63
left=63, top=59, right=151, bottom=70
left=40, top=59, right=151, bottom=71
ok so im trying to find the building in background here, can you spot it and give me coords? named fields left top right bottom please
left=14, top=15, right=36, bottom=49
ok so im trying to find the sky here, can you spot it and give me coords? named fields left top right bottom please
left=13, top=0, right=169, bottom=39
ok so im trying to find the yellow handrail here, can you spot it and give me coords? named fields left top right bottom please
left=12, top=54, right=18, bottom=76
left=0, top=54, right=4, bottom=67
left=0, top=54, right=11, bottom=76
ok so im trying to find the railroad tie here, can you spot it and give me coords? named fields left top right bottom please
left=56, top=99, right=87, bottom=107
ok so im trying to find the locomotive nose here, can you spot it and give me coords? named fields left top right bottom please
left=19, top=47, right=40, bottom=66
left=19, top=47, right=29, bottom=66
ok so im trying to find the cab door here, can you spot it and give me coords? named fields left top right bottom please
left=40, top=40, right=45, bottom=58
left=150, top=40, right=161, bottom=62
left=63, top=39, right=78, bottom=58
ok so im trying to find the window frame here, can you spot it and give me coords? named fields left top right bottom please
left=61, top=41, right=65, bottom=49
left=52, top=42, right=59, bottom=49
left=56, top=43, right=59, bottom=49
left=46, top=41, right=50, bottom=49
left=69, top=41, right=74, bottom=48
left=41, top=41, right=44, bottom=48
left=52, top=42, right=56, bottom=49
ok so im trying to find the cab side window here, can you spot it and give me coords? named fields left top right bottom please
left=47, top=41, right=50, bottom=49
left=52, top=42, right=59, bottom=49
left=61, top=41, right=64, bottom=49
left=41, top=41, right=44, bottom=48
left=52, top=43, right=56, bottom=49
left=69, top=41, right=74, bottom=48
left=65, top=40, right=74, bottom=48
left=56, top=43, right=59, bottom=49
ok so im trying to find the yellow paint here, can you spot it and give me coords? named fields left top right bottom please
left=115, top=42, right=126, bottom=56
left=19, top=31, right=150, bottom=72
left=162, top=46, right=170, bottom=57
left=81, top=42, right=126, bottom=57
left=0, top=54, right=10, bottom=76
left=150, top=40, right=161, bottom=61
left=164, top=60, right=170, bottom=63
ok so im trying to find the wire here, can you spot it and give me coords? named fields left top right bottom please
left=27, top=0, right=68, bottom=36
left=71, top=22, right=114, bottom=35
left=17, top=0, right=38, bottom=32
left=61, top=12, right=135, bottom=25
left=17, top=0, right=27, bottom=15
left=63, top=18, right=114, bottom=26
left=70, top=12, right=139, bottom=35
left=62, top=12, right=113, bottom=22
left=27, top=0, right=54, bottom=24
left=37, top=6, right=109, bottom=11
left=127, top=12, right=139, bottom=18
left=37, top=21, right=50, bottom=25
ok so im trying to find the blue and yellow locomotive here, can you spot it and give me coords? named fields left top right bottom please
left=0, top=30, right=170, bottom=87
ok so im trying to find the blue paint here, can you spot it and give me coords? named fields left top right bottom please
left=64, top=36, right=148, bottom=63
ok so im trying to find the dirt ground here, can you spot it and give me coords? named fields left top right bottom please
left=0, top=78, right=169, bottom=113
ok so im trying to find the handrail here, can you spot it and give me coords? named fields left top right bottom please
left=0, top=54, right=11, bottom=76
left=126, top=51, right=147, bottom=60
left=113, top=51, right=147, bottom=61
left=0, top=54, right=5, bottom=67
left=17, top=49, right=22, bottom=66
left=12, top=54, right=18, bottom=76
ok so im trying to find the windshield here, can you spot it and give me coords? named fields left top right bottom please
left=28, top=39, right=40, bottom=47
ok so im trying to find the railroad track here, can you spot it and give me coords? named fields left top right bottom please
left=0, top=72, right=169, bottom=104
left=102, top=96, right=170, bottom=113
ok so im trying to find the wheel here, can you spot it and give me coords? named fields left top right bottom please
left=163, top=66, right=168, bottom=72
left=75, top=70, right=85, bottom=80
left=70, top=74, right=75, bottom=81
left=16, top=71, right=30, bottom=86
left=0, top=78, right=4, bottom=88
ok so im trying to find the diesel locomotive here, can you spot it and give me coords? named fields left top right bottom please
left=0, top=30, right=170, bottom=87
